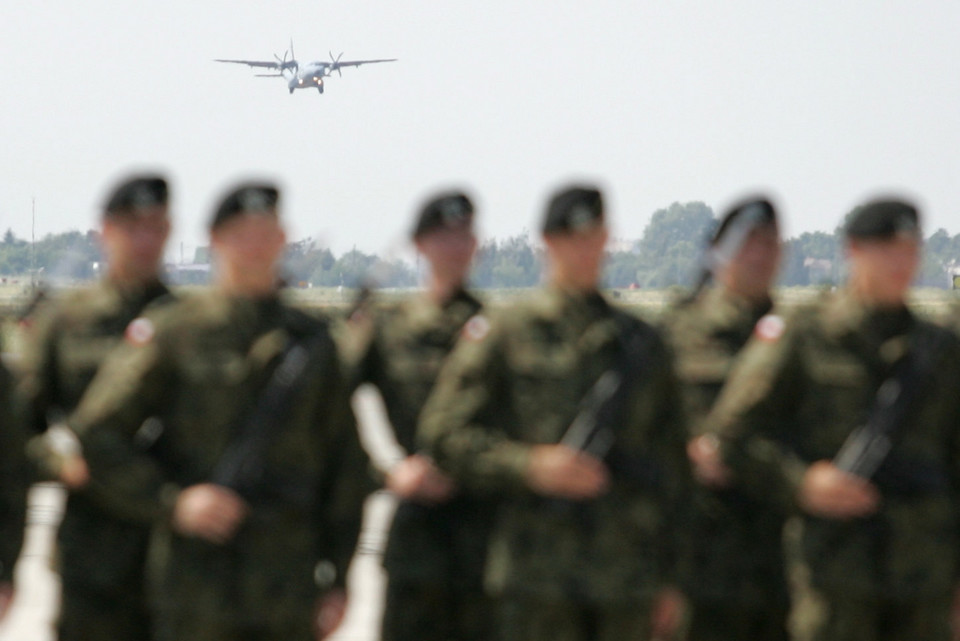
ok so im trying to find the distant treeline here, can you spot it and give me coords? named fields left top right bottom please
left=3, top=202, right=959, bottom=289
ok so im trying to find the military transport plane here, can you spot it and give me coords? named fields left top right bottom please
left=215, top=41, right=396, bottom=95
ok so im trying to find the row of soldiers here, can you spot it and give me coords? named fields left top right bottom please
left=0, top=172, right=958, bottom=641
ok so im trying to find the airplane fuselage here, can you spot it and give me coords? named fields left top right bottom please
left=285, top=62, right=331, bottom=94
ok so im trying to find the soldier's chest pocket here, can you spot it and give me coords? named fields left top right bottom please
left=807, top=356, right=869, bottom=389
left=181, top=351, right=249, bottom=387
left=805, top=356, right=872, bottom=431
left=58, top=335, right=120, bottom=372
left=386, top=346, right=446, bottom=385
left=676, top=352, right=733, bottom=386
left=508, top=344, right=582, bottom=408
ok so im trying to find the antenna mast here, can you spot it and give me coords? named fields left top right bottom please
left=31, top=197, right=36, bottom=288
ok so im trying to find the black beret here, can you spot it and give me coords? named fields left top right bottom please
left=103, top=175, right=168, bottom=217
left=542, top=186, right=604, bottom=236
left=210, top=183, right=280, bottom=231
left=412, top=192, right=474, bottom=239
left=845, top=199, right=920, bottom=240
left=711, top=197, right=777, bottom=246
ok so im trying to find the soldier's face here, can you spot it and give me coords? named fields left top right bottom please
left=847, top=236, right=920, bottom=304
left=415, top=227, right=476, bottom=282
left=544, top=225, right=608, bottom=290
left=720, top=225, right=781, bottom=297
left=100, top=206, right=170, bottom=282
left=211, top=212, right=286, bottom=272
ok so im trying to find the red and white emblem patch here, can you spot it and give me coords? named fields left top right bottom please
left=753, top=314, right=785, bottom=342
left=461, top=314, right=491, bottom=342
left=125, top=317, right=155, bottom=346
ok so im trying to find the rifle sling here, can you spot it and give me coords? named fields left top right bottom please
left=563, top=314, right=653, bottom=459
left=211, top=326, right=329, bottom=500
left=834, top=325, right=950, bottom=479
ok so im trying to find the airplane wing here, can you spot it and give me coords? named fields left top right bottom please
left=332, top=58, right=397, bottom=70
left=215, top=59, right=281, bottom=70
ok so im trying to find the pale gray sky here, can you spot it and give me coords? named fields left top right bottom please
left=2, top=2, right=958, bottom=260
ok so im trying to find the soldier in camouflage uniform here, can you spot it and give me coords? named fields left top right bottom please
left=353, top=192, right=495, bottom=641
left=708, top=199, right=960, bottom=641
left=0, top=349, right=27, bottom=622
left=662, top=197, right=789, bottom=641
left=420, top=185, right=690, bottom=641
left=70, top=183, right=371, bottom=641
left=17, top=175, right=173, bottom=641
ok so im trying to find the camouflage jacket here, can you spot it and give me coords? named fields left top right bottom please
left=709, top=290, right=960, bottom=598
left=662, top=287, right=788, bottom=607
left=0, top=358, right=27, bottom=584
left=355, top=288, right=494, bottom=586
left=15, top=278, right=174, bottom=593
left=19, top=278, right=172, bottom=435
left=420, top=286, right=690, bottom=603
left=71, top=291, right=371, bottom=623
left=357, top=289, right=483, bottom=452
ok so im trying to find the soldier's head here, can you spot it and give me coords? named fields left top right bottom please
left=412, top=191, right=477, bottom=286
left=844, top=198, right=921, bottom=305
left=711, top=196, right=781, bottom=301
left=99, top=174, right=171, bottom=285
left=541, top=185, right=608, bottom=291
left=209, top=182, right=286, bottom=292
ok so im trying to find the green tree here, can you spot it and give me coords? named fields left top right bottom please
left=472, top=233, right=542, bottom=288
left=917, top=228, right=952, bottom=288
left=634, top=202, right=716, bottom=288
left=779, top=231, right=841, bottom=286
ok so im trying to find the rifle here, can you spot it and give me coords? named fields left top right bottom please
left=210, top=329, right=329, bottom=506
left=557, top=316, right=663, bottom=489
left=560, top=371, right=621, bottom=459
left=833, top=326, right=950, bottom=480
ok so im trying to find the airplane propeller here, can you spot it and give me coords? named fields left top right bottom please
left=329, top=51, right=344, bottom=77
left=270, top=39, right=299, bottom=72
left=274, top=50, right=291, bottom=69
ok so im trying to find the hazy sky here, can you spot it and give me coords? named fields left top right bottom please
left=2, top=2, right=958, bottom=261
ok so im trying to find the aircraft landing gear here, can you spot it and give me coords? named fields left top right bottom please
left=317, top=86, right=324, bottom=94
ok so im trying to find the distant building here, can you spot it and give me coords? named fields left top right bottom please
left=803, top=257, right=834, bottom=284
left=166, top=247, right=211, bottom=285
left=947, top=261, right=960, bottom=289
left=607, top=237, right=637, bottom=253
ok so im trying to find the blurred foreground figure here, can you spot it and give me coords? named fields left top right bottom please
left=662, top=197, right=790, bottom=641
left=420, top=185, right=690, bottom=641
left=709, top=199, right=960, bottom=641
left=18, top=174, right=172, bottom=641
left=71, top=182, right=370, bottom=641
left=0, top=349, right=27, bottom=623
left=354, top=192, right=495, bottom=641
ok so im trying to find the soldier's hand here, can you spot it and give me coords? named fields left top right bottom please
left=58, top=454, right=90, bottom=490
left=526, top=444, right=610, bottom=500
left=0, top=582, right=13, bottom=622
left=687, top=435, right=732, bottom=488
left=313, top=588, right=347, bottom=639
left=386, top=455, right=456, bottom=504
left=650, top=586, right=685, bottom=641
left=173, top=484, right=250, bottom=544
left=799, top=460, right=880, bottom=519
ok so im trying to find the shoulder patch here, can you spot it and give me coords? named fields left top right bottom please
left=461, top=314, right=491, bottom=342
left=124, top=317, right=156, bottom=346
left=754, top=314, right=785, bottom=342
